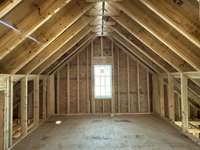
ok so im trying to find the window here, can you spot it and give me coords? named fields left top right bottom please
left=94, top=65, right=112, bottom=99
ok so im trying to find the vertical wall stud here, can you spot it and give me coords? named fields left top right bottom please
left=147, top=71, right=150, bottom=113
left=0, top=76, right=9, bottom=150
left=168, top=74, right=175, bottom=121
left=77, top=56, right=80, bottom=113
left=117, top=48, right=120, bottom=113
left=159, top=75, right=165, bottom=117
left=111, top=40, right=115, bottom=113
left=67, top=64, right=70, bottom=114
left=34, top=76, right=40, bottom=126
left=56, top=72, right=60, bottom=114
left=8, top=76, right=13, bottom=147
left=137, top=62, right=141, bottom=112
left=152, top=74, right=159, bottom=114
left=127, top=56, right=130, bottom=113
left=86, top=48, right=90, bottom=113
left=91, top=40, right=95, bottom=113
left=21, top=76, right=28, bottom=136
left=47, top=75, right=55, bottom=117
left=0, top=90, right=4, bottom=150
left=181, top=73, right=189, bottom=131
left=42, top=77, right=47, bottom=120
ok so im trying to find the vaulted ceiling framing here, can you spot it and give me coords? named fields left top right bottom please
left=0, top=0, right=199, bottom=80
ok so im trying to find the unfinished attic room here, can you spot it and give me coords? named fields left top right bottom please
left=0, top=0, right=200, bottom=150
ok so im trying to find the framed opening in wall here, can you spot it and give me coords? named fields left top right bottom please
left=93, top=64, right=112, bottom=99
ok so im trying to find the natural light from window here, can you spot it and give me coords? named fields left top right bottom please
left=94, top=65, right=112, bottom=99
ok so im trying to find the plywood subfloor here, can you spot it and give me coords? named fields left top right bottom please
left=12, top=115, right=200, bottom=150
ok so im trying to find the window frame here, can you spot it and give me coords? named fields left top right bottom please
left=93, top=64, right=112, bottom=100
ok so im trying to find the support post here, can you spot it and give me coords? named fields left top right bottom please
left=159, top=75, right=165, bottom=117
left=67, top=64, right=70, bottom=113
left=86, top=48, right=90, bottom=113
left=137, top=62, right=141, bottom=112
left=181, top=73, right=189, bottom=131
left=34, top=76, right=40, bottom=126
left=152, top=74, right=159, bottom=114
left=47, top=75, right=55, bottom=117
left=8, top=76, right=13, bottom=147
left=168, top=74, right=175, bottom=121
left=42, top=77, right=47, bottom=120
left=56, top=72, right=60, bottom=114
left=111, top=40, right=115, bottom=114
left=127, top=56, right=130, bottom=113
left=0, top=76, right=13, bottom=149
left=0, top=90, right=5, bottom=150
left=20, top=76, right=28, bottom=136
left=91, top=40, right=95, bottom=113
left=147, top=71, right=150, bottom=112
left=77, top=56, right=80, bottom=113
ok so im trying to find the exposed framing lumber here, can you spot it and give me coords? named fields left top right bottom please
left=139, top=0, right=200, bottom=48
left=198, top=0, right=200, bottom=21
left=20, top=76, right=28, bottom=136
left=147, top=71, right=150, bottom=112
left=181, top=73, right=189, bottom=131
left=111, top=31, right=165, bottom=73
left=32, top=27, right=92, bottom=74
left=111, top=12, right=191, bottom=72
left=159, top=75, right=165, bottom=117
left=47, top=75, right=55, bottom=117
left=33, top=76, right=39, bottom=126
left=100, top=36, right=104, bottom=113
left=56, top=72, right=60, bottom=114
left=168, top=74, right=175, bottom=121
left=110, top=0, right=200, bottom=71
left=152, top=74, right=159, bottom=114
left=127, top=56, right=130, bottom=113
left=111, top=39, right=115, bottom=113
left=18, top=15, right=94, bottom=74
left=112, top=40, right=155, bottom=75
left=91, top=39, right=95, bottom=113
left=67, top=64, right=70, bottom=114
left=0, top=75, right=11, bottom=150
left=137, top=62, right=140, bottom=113
left=46, top=36, right=95, bottom=75
left=117, top=47, right=120, bottom=113
left=8, top=76, right=13, bottom=148
left=0, top=0, right=22, bottom=18
left=0, top=90, right=4, bottom=150
left=113, top=40, right=154, bottom=113
left=0, top=0, right=70, bottom=59
left=77, top=55, right=80, bottom=113
left=0, top=1, right=93, bottom=74
left=86, top=48, right=90, bottom=113
left=42, top=77, right=47, bottom=120
left=0, top=76, right=10, bottom=150
left=171, top=72, right=200, bottom=79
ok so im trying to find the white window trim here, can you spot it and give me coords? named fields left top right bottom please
left=93, top=64, right=112, bottom=100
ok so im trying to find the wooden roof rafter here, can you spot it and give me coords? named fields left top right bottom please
left=0, top=0, right=71, bottom=60
left=109, top=23, right=177, bottom=72
left=110, top=10, right=194, bottom=72
left=110, top=0, right=200, bottom=71
left=139, top=0, right=200, bottom=49
left=0, top=0, right=22, bottom=18
left=32, top=26, right=93, bottom=74
left=0, top=0, right=94, bottom=74
left=46, top=35, right=95, bottom=75
left=110, top=30, right=168, bottom=73
left=17, top=15, right=94, bottom=74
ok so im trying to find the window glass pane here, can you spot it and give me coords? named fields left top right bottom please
left=94, top=65, right=112, bottom=99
